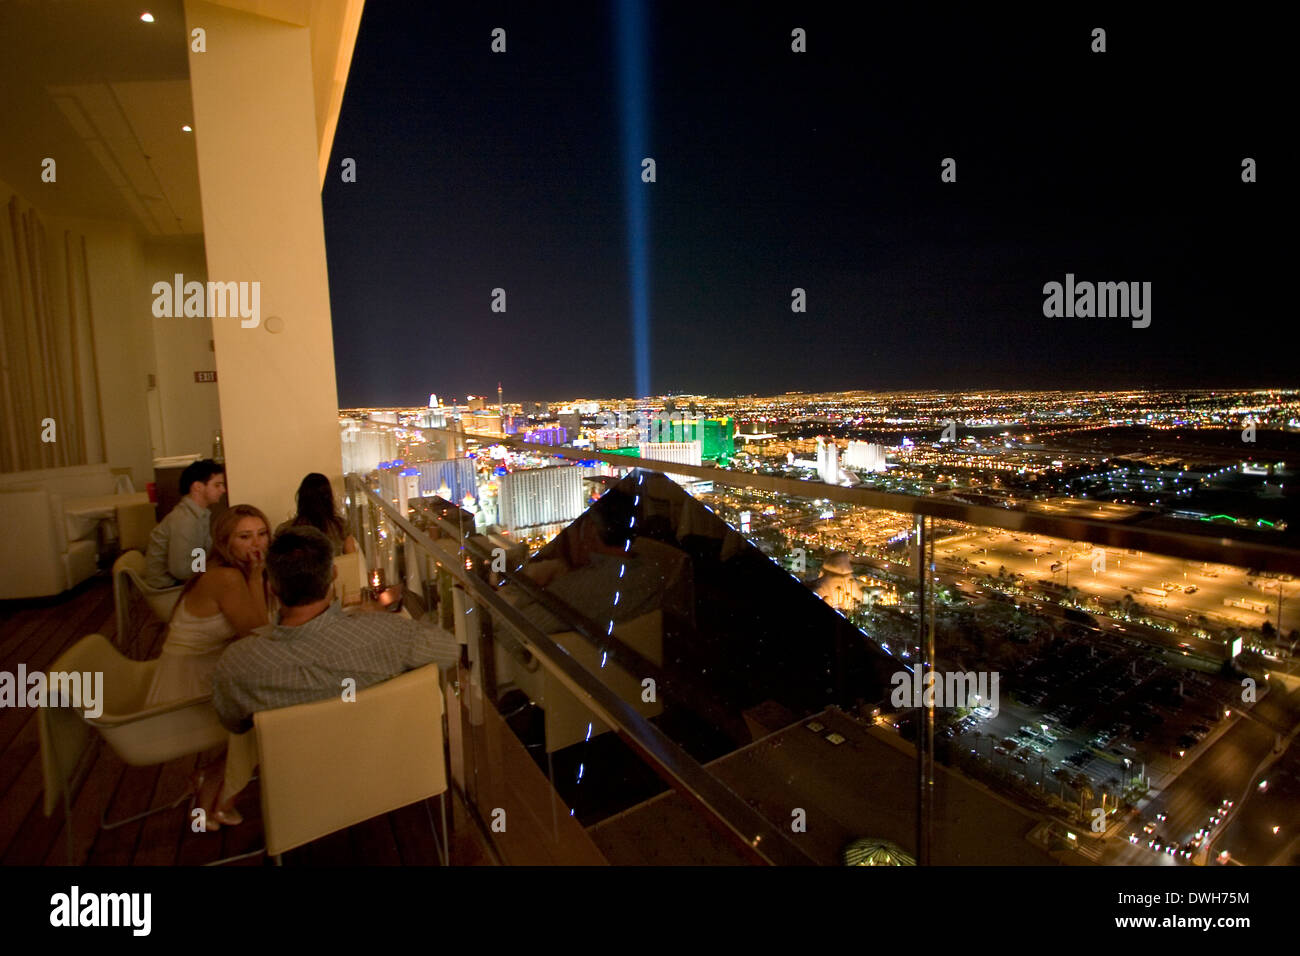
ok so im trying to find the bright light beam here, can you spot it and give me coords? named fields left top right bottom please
left=616, top=0, right=651, bottom=398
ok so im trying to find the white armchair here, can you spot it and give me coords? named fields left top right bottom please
left=0, top=463, right=154, bottom=599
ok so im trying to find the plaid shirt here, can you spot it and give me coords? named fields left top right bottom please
left=211, top=603, right=461, bottom=732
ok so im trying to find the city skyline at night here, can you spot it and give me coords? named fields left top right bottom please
left=323, top=4, right=1285, bottom=406
left=1, top=0, right=1294, bottom=885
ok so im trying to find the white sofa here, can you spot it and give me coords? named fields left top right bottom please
left=0, top=463, right=154, bottom=600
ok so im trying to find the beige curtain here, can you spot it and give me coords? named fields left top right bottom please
left=0, top=195, right=104, bottom=473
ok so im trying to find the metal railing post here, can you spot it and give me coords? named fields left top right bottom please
left=915, top=513, right=934, bottom=865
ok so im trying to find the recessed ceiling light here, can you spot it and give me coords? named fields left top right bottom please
left=182, top=124, right=193, bottom=132
left=141, top=12, right=155, bottom=22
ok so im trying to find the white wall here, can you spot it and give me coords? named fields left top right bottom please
left=144, top=238, right=221, bottom=459
left=68, top=219, right=156, bottom=489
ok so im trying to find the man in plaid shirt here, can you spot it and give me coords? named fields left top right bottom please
left=212, top=526, right=461, bottom=733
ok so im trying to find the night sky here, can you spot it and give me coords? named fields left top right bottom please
left=322, top=4, right=1285, bottom=408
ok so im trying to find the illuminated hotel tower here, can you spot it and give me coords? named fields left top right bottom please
left=816, top=436, right=841, bottom=484
left=498, top=466, right=586, bottom=534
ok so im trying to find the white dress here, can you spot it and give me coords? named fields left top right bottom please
left=144, top=596, right=238, bottom=705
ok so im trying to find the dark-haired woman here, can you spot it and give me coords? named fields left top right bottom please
left=276, top=472, right=357, bottom=555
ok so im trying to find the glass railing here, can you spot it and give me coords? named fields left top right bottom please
left=343, top=424, right=1300, bottom=866
left=345, top=471, right=818, bottom=865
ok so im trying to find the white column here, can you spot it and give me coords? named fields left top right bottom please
left=185, top=1, right=342, bottom=520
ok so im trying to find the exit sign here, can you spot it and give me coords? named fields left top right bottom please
left=195, top=371, right=217, bottom=383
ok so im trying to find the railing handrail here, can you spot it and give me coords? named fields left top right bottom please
left=396, top=423, right=1300, bottom=574
left=404, top=498, right=763, bottom=746
left=349, top=476, right=819, bottom=866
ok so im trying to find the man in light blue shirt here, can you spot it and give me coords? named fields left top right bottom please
left=144, top=459, right=226, bottom=588
left=212, top=527, right=461, bottom=733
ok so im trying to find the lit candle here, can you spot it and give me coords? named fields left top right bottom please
left=370, top=569, right=383, bottom=589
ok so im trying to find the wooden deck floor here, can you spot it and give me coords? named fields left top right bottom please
left=0, top=572, right=494, bottom=866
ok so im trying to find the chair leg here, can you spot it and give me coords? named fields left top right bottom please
left=100, top=787, right=193, bottom=830
left=424, top=793, right=450, bottom=866
left=441, top=792, right=450, bottom=867
left=113, top=573, right=130, bottom=653
left=202, top=846, right=267, bottom=866
left=51, top=726, right=89, bottom=865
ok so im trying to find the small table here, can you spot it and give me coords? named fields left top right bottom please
left=63, top=492, right=151, bottom=555
left=345, top=585, right=410, bottom=618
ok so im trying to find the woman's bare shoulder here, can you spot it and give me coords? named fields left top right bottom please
left=202, top=566, right=245, bottom=589
left=182, top=567, right=239, bottom=614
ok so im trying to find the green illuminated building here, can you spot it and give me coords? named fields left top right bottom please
left=611, top=416, right=736, bottom=463
left=664, top=416, right=735, bottom=462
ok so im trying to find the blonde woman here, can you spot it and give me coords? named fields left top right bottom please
left=144, top=504, right=272, bottom=828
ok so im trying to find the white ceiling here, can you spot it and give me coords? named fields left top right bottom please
left=0, top=0, right=202, bottom=236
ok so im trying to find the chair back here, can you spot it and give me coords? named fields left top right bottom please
left=333, top=550, right=363, bottom=606
left=39, top=636, right=105, bottom=817
left=112, top=550, right=183, bottom=649
left=115, top=499, right=154, bottom=553
left=255, top=664, right=446, bottom=857
left=40, top=634, right=227, bottom=816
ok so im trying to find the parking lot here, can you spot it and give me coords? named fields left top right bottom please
left=935, top=528, right=1295, bottom=638
left=941, top=627, right=1240, bottom=810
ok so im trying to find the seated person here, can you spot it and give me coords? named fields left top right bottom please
left=211, top=526, right=461, bottom=735
left=144, top=459, right=226, bottom=588
left=275, top=472, right=357, bottom=556
left=196, top=527, right=460, bottom=828
left=144, top=504, right=272, bottom=706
